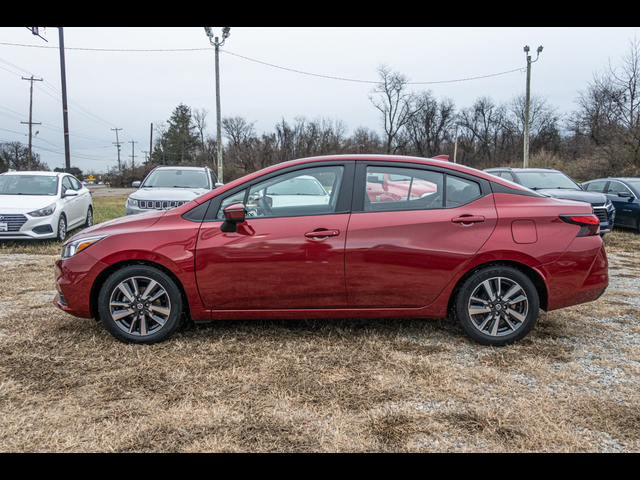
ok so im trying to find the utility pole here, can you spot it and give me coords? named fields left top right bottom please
left=524, top=45, right=544, bottom=168
left=204, top=27, right=232, bottom=184
left=130, top=141, right=138, bottom=169
left=25, top=27, right=71, bottom=172
left=21, top=75, right=43, bottom=170
left=149, top=123, right=154, bottom=166
left=112, top=128, right=123, bottom=173
left=58, top=27, right=72, bottom=173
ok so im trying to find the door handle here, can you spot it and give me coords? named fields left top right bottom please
left=452, top=215, right=486, bottom=226
left=305, top=229, right=341, bottom=239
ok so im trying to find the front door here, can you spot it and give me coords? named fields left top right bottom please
left=195, top=164, right=353, bottom=311
left=607, top=181, right=638, bottom=227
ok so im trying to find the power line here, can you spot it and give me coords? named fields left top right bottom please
left=0, top=41, right=526, bottom=85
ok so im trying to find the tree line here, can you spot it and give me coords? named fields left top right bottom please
left=3, top=38, right=640, bottom=185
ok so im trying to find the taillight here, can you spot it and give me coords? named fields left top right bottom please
left=560, top=215, right=601, bottom=237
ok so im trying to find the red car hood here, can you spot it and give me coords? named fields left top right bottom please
left=65, top=211, right=166, bottom=243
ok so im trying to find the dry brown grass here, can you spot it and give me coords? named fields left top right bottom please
left=0, top=232, right=639, bottom=452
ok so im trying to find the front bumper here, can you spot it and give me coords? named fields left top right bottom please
left=54, top=252, right=109, bottom=319
left=0, top=212, right=61, bottom=241
left=595, top=204, right=616, bottom=235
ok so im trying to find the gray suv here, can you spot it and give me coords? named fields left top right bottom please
left=126, top=166, right=219, bottom=216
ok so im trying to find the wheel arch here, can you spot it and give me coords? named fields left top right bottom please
left=89, top=259, right=191, bottom=322
left=448, top=260, right=549, bottom=314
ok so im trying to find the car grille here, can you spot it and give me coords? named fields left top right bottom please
left=139, top=201, right=188, bottom=211
left=593, top=206, right=609, bottom=223
left=0, top=214, right=28, bottom=233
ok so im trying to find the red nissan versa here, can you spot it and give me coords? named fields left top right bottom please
left=54, top=156, right=609, bottom=347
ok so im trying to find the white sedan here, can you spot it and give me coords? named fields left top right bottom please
left=0, top=171, right=93, bottom=242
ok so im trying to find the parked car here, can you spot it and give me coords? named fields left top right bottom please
left=262, top=175, right=331, bottom=208
left=55, top=155, right=609, bottom=347
left=583, top=178, right=640, bottom=232
left=0, top=171, right=93, bottom=242
left=126, top=166, right=219, bottom=216
left=485, top=168, right=616, bottom=235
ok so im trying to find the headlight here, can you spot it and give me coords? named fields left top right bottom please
left=127, top=198, right=139, bottom=207
left=61, top=236, right=107, bottom=259
left=28, top=203, right=57, bottom=217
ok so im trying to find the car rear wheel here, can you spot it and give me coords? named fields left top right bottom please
left=98, top=265, right=184, bottom=345
left=454, top=266, right=540, bottom=347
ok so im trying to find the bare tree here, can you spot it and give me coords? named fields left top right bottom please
left=370, top=65, right=425, bottom=154
left=402, top=91, right=456, bottom=158
left=571, top=37, right=640, bottom=170
left=193, top=109, right=210, bottom=165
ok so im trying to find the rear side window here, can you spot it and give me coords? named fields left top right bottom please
left=365, top=167, right=444, bottom=212
left=446, top=176, right=482, bottom=208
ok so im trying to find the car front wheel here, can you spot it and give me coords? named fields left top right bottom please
left=454, top=266, right=540, bottom=347
left=57, top=215, right=67, bottom=242
left=98, top=265, right=184, bottom=345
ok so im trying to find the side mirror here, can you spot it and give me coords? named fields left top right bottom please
left=618, top=192, right=633, bottom=198
left=63, top=190, right=79, bottom=198
left=214, top=183, right=225, bottom=189
left=367, top=176, right=385, bottom=185
left=221, top=202, right=246, bottom=233
left=132, top=181, right=142, bottom=188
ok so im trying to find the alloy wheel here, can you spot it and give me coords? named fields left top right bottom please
left=467, top=277, right=530, bottom=338
left=108, top=276, right=172, bottom=338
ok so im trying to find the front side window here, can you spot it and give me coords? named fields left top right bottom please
left=216, top=190, right=247, bottom=220
left=216, top=166, right=344, bottom=220
left=62, top=177, right=75, bottom=193
left=608, top=181, right=633, bottom=196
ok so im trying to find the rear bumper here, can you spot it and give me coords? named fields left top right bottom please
left=545, top=238, right=609, bottom=312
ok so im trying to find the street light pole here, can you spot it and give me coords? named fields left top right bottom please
left=205, top=27, right=231, bottom=184
left=524, top=45, right=543, bottom=168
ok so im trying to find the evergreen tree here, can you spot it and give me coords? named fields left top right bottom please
left=152, top=104, right=201, bottom=165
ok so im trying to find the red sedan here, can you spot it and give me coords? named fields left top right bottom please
left=54, top=155, right=609, bottom=347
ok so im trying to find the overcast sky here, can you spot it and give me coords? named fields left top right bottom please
left=1, top=26, right=638, bottom=173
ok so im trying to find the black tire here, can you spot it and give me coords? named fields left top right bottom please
left=85, top=206, right=94, bottom=229
left=98, top=265, right=184, bottom=345
left=57, top=215, right=67, bottom=242
left=454, top=266, right=540, bottom=347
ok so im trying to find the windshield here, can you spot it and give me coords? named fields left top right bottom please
left=0, top=175, right=59, bottom=196
left=517, top=172, right=580, bottom=191
left=269, top=178, right=327, bottom=196
left=142, top=170, right=210, bottom=189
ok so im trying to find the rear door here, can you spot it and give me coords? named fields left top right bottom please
left=345, top=162, right=498, bottom=308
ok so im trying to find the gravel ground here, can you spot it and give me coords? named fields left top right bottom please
left=0, top=250, right=638, bottom=452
